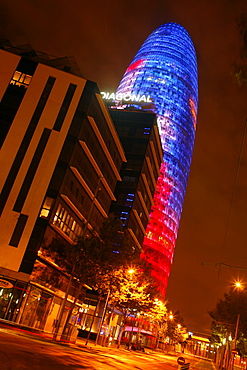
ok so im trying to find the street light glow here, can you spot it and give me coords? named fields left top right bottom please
left=169, top=313, right=174, bottom=320
left=235, top=281, right=242, bottom=289
left=233, top=280, right=244, bottom=290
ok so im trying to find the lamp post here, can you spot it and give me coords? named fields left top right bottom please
left=94, top=290, right=110, bottom=346
left=233, top=281, right=243, bottom=352
left=229, top=281, right=243, bottom=370
left=114, top=268, right=137, bottom=348
left=233, top=314, right=240, bottom=350
left=53, top=263, right=76, bottom=340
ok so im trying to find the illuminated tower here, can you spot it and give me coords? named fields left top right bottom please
left=116, top=23, right=198, bottom=295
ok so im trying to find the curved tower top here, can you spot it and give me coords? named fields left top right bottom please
left=116, top=23, right=198, bottom=295
left=117, top=22, right=198, bottom=136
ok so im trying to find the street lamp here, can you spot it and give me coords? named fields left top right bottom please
left=233, top=280, right=244, bottom=349
left=233, top=280, right=244, bottom=290
left=169, top=313, right=174, bottom=320
left=229, top=281, right=244, bottom=370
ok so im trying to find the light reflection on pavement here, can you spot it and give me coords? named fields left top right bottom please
left=0, top=326, right=215, bottom=370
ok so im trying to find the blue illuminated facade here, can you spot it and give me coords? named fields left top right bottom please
left=115, top=23, right=198, bottom=295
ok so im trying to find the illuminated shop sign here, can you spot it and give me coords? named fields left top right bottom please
left=0, top=279, right=13, bottom=289
left=101, top=92, right=152, bottom=103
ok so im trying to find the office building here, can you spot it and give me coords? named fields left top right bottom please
left=0, top=42, right=126, bottom=331
left=109, top=109, right=163, bottom=249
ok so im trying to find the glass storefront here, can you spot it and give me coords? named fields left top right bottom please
left=0, top=277, right=53, bottom=331
left=0, top=268, right=85, bottom=340
left=0, top=278, right=28, bottom=322
left=18, top=286, right=53, bottom=330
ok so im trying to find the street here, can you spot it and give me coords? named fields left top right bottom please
left=0, top=326, right=216, bottom=370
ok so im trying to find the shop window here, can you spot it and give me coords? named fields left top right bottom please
left=19, top=286, right=53, bottom=330
left=0, top=279, right=27, bottom=322
left=0, top=284, right=14, bottom=318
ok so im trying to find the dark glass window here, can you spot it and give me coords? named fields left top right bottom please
left=9, top=214, right=28, bottom=247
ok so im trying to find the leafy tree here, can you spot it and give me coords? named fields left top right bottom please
left=145, top=299, right=168, bottom=348
left=166, top=310, right=186, bottom=344
left=40, top=214, right=143, bottom=339
left=149, top=299, right=167, bottom=324
left=41, top=214, right=140, bottom=292
left=39, top=214, right=163, bottom=343
left=102, top=265, right=157, bottom=346
left=209, top=287, right=247, bottom=356
left=109, top=267, right=151, bottom=306
left=233, top=13, right=247, bottom=86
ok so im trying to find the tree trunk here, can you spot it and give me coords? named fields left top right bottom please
left=117, top=310, right=128, bottom=348
left=53, top=270, right=74, bottom=340
left=129, top=314, right=136, bottom=346
left=61, top=282, right=83, bottom=341
left=102, top=303, right=116, bottom=347
left=95, top=291, right=110, bottom=346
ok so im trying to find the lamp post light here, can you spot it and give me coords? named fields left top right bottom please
left=233, top=280, right=243, bottom=351
left=228, top=281, right=244, bottom=370
left=233, top=314, right=240, bottom=350
left=169, top=313, right=174, bottom=320
left=233, top=280, right=244, bottom=291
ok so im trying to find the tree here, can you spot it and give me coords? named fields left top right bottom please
left=40, top=214, right=142, bottom=340
left=233, top=13, right=247, bottom=86
left=42, top=214, right=140, bottom=292
left=147, top=299, right=168, bottom=348
left=102, top=265, right=156, bottom=347
left=209, top=287, right=247, bottom=356
left=165, top=310, right=186, bottom=345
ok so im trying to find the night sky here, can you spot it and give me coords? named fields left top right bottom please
left=1, top=0, right=247, bottom=335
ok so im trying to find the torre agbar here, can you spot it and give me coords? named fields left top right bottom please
left=115, top=23, right=198, bottom=295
